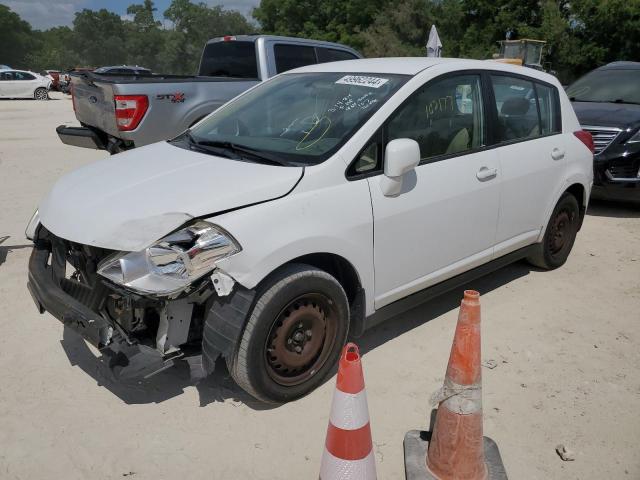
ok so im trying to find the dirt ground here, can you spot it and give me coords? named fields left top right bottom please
left=0, top=92, right=639, bottom=480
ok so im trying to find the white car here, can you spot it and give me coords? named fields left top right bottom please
left=26, top=58, right=593, bottom=402
left=0, top=69, right=51, bottom=100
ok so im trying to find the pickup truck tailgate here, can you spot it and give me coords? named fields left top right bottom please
left=71, top=75, right=118, bottom=136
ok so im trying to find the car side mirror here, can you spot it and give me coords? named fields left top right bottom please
left=380, top=138, right=421, bottom=196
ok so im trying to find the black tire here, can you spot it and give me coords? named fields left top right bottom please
left=228, top=264, right=349, bottom=403
left=527, top=192, right=580, bottom=270
left=34, top=88, right=49, bottom=101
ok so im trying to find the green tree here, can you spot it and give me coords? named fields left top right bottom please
left=0, top=5, right=35, bottom=69
left=254, top=0, right=387, bottom=49
left=26, top=27, right=80, bottom=71
left=71, top=9, right=127, bottom=66
left=162, top=0, right=255, bottom=73
left=125, top=0, right=165, bottom=71
left=359, top=0, right=464, bottom=57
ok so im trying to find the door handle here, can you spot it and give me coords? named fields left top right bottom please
left=551, top=148, right=565, bottom=160
left=476, top=166, right=498, bottom=181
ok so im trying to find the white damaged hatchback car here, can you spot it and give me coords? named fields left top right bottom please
left=27, top=58, right=594, bottom=402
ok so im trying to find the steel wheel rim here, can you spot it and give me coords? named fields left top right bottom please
left=264, top=293, right=338, bottom=387
left=548, top=208, right=574, bottom=257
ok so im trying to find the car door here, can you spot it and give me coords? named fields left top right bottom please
left=14, top=71, right=37, bottom=97
left=488, top=73, right=566, bottom=254
left=0, top=71, right=18, bottom=97
left=364, top=73, right=501, bottom=308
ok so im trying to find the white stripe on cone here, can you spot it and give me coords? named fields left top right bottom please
left=329, top=388, right=370, bottom=431
left=320, top=448, right=376, bottom=480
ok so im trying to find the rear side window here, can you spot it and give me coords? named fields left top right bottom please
left=316, top=48, right=358, bottom=63
left=0, top=72, right=15, bottom=80
left=535, top=83, right=561, bottom=135
left=274, top=44, right=317, bottom=73
left=490, top=74, right=560, bottom=142
left=199, top=41, right=258, bottom=79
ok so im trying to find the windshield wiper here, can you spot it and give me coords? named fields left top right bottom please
left=195, top=139, right=289, bottom=166
left=178, top=131, right=239, bottom=160
left=608, top=99, right=640, bottom=105
left=569, top=97, right=599, bottom=103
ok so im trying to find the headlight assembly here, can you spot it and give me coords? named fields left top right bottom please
left=98, top=221, right=240, bottom=296
left=25, top=209, right=40, bottom=241
left=626, top=129, right=640, bottom=144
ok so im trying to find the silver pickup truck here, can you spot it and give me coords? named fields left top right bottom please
left=57, top=35, right=361, bottom=153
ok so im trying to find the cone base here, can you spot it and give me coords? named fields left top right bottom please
left=403, top=430, right=508, bottom=480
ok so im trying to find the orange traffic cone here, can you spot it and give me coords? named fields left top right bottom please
left=404, top=290, right=507, bottom=480
left=320, top=343, right=376, bottom=480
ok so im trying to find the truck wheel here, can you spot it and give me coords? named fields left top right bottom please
left=228, top=264, right=349, bottom=403
left=34, top=88, right=49, bottom=100
left=527, top=192, right=580, bottom=270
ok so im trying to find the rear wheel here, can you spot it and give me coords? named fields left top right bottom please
left=228, top=264, right=349, bottom=403
left=34, top=88, right=49, bottom=101
left=527, top=192, right=580, bottom=270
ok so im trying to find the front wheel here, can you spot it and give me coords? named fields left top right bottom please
left=228, top=264, right=349, bottom=403
left=527, top=192, right=580, bottom=270
left=34, top=87, right=49, bottom=100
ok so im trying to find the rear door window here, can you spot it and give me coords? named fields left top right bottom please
left=274, top=44, right=317, bottom=73
left=199, top=41, right=258, bottom=79
left=316, top=48, right=358, bottom=63
left=15, top=72, right=35, bottom=80
left=491, top=75, right=540, bottom=142
left=0, top=72, right=15, bottom=80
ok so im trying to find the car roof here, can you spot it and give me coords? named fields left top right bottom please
left=0, top=69, right=35, bottom=74
left=598, top=61, right=640, bottom=71
left=288, top=57, right=559, bottom=83
left=205, top=35, right=361, bottom=53
left=97, top=65, right=149, bottom=70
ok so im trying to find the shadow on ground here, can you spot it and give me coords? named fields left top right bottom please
left=357, top=260, right=532, bottom=355
left=587, top=199, right=640, bottom=218
left=0, top=235, right=32, bottom=267
left=58, top=260, right=532, bottom=409
left=60, top=327, right=274, bottom=410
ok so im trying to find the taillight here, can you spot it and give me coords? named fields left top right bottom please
left=114, top=95, right=148, bottom=131
left=574, top=130, right=594, bottom=154
left=71, top=84, right=76, bottom=112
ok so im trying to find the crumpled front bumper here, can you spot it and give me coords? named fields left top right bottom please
left=27, top=231, right=177, bottom=381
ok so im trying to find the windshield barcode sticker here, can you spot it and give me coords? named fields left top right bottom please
left=336, top=75, right=389, bottom=88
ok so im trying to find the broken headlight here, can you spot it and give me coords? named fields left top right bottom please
left=97, top=221, right=240, bottom=296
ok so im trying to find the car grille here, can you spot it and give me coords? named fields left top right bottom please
left=582, top=126, right=622, bottom=155
left=607, top=159, right=640, bottom=179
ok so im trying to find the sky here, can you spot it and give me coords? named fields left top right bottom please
left=2, top=0, right=259, bottom=30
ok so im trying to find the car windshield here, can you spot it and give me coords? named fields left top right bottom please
left=188, top=72, right=408, bottom=165
left=566, top=68, right=640, bottom=104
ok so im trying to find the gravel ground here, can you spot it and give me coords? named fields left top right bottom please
left=1, top=92, right=639, bottom=479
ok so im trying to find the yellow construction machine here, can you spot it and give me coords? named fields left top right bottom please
left=493, top=39, right=546, bottom=70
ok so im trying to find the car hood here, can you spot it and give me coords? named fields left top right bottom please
left=39, top=142, right=303, bottom=251
left=572, top=101, right=640, bottom=129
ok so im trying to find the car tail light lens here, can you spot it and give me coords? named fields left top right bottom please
left=114, top=95, right=148, bottom=131
left=71, top=84, right=77, bottom=112
left=574, top=130, right=594, bottom=154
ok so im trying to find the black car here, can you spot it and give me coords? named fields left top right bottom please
left=567, top=62, right=640, bottom=204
